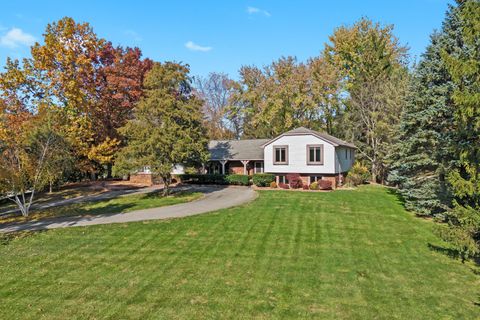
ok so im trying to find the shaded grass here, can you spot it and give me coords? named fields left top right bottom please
left=0, top=185, right=478, bottom=319
left=0, top=191, right=203, bottom=224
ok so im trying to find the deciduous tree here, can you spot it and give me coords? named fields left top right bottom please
left=324, top=18, right=409, bottom=182
left=194, top=72, right=236, bottom=139
left=114, top=62, right=209, bottom=195
left=0, top=109, right=71, bottom=217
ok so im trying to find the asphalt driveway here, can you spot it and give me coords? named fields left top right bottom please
left=0, top=185, right=257, bottom=233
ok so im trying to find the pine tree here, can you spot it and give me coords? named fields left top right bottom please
left=388, top=3, right=462, bottom=215
left=439, top=0, right=480, bottom=261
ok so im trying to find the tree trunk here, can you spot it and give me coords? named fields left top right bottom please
left=371, top=161, right=377, bottom=183
left=106, top=163, right=112, bottom=179
left=49, top=180, right=53, bottom=193
left=162, top=174, right=172, bottom=196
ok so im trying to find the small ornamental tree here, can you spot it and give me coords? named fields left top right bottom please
left=114, top=62, right=209, bottom=195
left=0, top=110, right=71, bottom=217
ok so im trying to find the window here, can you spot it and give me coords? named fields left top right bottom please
left=210, top=163, right=220, bottom=174
left=278, top=175, right=289, bottom=184
left=273, top=146, right=288, bottom=164
left=254, top=161, right=264, bottom=173
left=307, top=145, right=324, bottom=165
left=140, top=166, right=151, bottom=174
left=310, top=175, right=322, bottom=183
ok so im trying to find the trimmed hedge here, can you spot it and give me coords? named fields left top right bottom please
left=225, top=174, right=250, bottom=186
left=178, top=174, right=250, bottom=186
left=252, top=173, right=275, bottom=187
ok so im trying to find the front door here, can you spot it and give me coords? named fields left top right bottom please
left=254, top=161, right=264, bottom=173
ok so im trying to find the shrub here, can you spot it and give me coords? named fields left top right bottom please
left=278, top=183, right=289, bottom=189
left=252, top=173, right=275, bottom=187
left=178, top=174, right=250, bottom=186
left=318, top=179, right=333, bottom=190
left=287, top=173, right=303, bottom=189
left=184, top=166, right=198, bottom=174
left=302, top=184, right=309, bottom=190
left=270, top=181, right=277, bottom=188
left=345, top=162, right=370, bottom=186
left=225, top=174, right=250, bottom=186
left=309, top=182, right=319, bottom=190
left=179, top=174, right=226, bottom=184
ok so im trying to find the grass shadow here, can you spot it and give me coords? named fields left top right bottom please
left=0, top=230, right=46, bottom=246
left=385, top=187, right=406, bottom=207
left=74, top=202, right=137, bottom=216
left=428, top=243, right=462, bottom=260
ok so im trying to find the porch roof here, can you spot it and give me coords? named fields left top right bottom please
left=208, top=139, right=269, bottom=161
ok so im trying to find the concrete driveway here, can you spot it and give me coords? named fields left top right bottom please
left=0, top=185, right=257, bottom=233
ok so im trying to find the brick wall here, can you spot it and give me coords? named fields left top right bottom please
left=275, top=173, right=343, bottom=189
left=130, top=173, right=153, bottom=186
left=228, top=161, right=253, bottom=175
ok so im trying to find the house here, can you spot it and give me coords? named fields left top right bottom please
left=132, top=127, right=355, bottom=188
left=206, top=127, right=356, bottom=188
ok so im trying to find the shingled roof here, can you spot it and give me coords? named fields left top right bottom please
left=208, top=139, right=270, bottom=160
left=262, top=127, right=356, bottom=148
left=208, top=127, right=355, bottom=161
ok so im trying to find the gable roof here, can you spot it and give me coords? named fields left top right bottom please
left=262, top=127, right=356, bottom=148
left=209, top=139, right=270, bottom=160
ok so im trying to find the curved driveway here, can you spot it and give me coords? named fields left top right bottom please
left=0, top=186, right=257, bottom=233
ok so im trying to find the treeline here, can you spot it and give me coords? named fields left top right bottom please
left=0, top=1, right=479, bottom=259
left=197, top=1, right=480, bottom=260
left=198, top=18, right=408, bottom=183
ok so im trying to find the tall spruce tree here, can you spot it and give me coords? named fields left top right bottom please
left=439, top=0, right=480, bottom=261
left=388, top=3, right=463, bottom=215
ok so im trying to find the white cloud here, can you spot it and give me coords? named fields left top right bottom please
left=125, top=29, right=142, bottom=41
left=0, top=28, right=35, bottom=48
left=247, top=6, right=271, bottom=17
left=185, top=41, right=212, bottom=52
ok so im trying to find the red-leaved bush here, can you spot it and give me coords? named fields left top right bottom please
left=279, top=183, right=290, bottom=189
left=302, top=184, right=309, bottom=190
left=287, top=173, right=303, bottom=189
left=318, top=179, right=333, bottom=190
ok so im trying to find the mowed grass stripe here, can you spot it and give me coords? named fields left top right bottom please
left=0, top=185, right=478, bottom=319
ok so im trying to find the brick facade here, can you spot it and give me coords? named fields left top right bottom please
left=228, top=161, right=254, bottom=175
left=275, top=173, right=346, bottom=189
left=130, top=173, right=153, bottom=186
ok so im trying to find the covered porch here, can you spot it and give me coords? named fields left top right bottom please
left=205, top=160, right=264, bottom=175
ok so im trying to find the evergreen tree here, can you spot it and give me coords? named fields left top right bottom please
left=439, top=0, right=480, bottom=261
left=388, top=3, right=463, bottom=215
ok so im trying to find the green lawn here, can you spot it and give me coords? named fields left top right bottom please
left=0, top=191, right=203, bottom=224
left=0, top=185, right=478, bottom=319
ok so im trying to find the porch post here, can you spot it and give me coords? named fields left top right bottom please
left=241, top=160, right=250, bottom=175
left=220, top=160, right=227, bottom=175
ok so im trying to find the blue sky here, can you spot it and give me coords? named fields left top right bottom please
left=1, top=0, right=452, bottom=79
